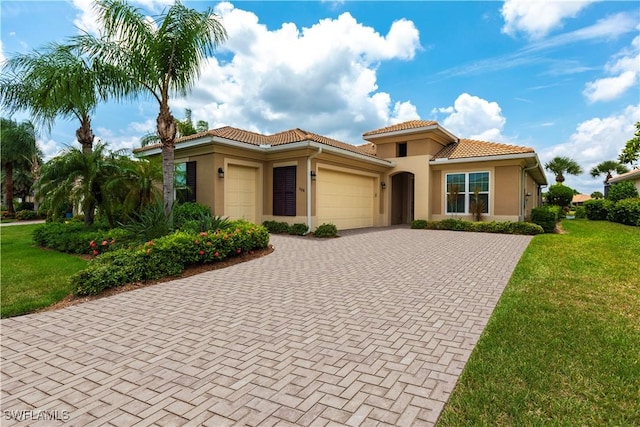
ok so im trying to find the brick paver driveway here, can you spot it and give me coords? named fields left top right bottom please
left=1, top=228, right=531, bottom=426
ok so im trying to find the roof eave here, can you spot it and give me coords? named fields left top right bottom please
left=363, top=124, right=458, bottom=143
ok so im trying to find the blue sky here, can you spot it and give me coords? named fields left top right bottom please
left=1, top=0, right=639, bottom=194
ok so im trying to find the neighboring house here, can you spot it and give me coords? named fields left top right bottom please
left=136, top=120, right=547, bottom=230
left=607, top=168, right=640, bottom=194
left=572, top=194, right=592, bottom=206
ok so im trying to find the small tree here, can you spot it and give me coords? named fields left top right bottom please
left=590, top=191, right=604, bottom=199
left=618, top=121, right=640, bottom=166
left=469, top=187, right=486, bottom=221
left=446, top=183, right=462, bottom=217
left=546, top=184, right=574, bottom=208
left=590, top=160, right=629, bottom=184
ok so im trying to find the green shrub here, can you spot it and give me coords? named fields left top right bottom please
left=417, top=219, right=543, bottom=235
left=33, top=222, right=136, bottom=255
left=262, top=220, right=290, bottom=234
left=288, top=223, right=309, bottom=235
left=71, top=222, right=270, bottom=296
left=607, top=181, right=639, bottom=202
left=173, top=202, right=212, bottom=229
left=547, top=205, right=565, bottom=220
left=15, top=210, right=39, bottom=220
left=314, top=223, right=338, bottom=238
left=411, top=219, right=428, bottom=229
left=607, top=198, right=640, bottom=226
left=584, top=199, right=613, bottom=221
left=546, top=184, right=574, bottom=207
left=574, top=206, right=587, bottom=219
left=180, top=214, right=230, bottom=233
left=122, top=201, right=172, bottom=241
left=16, top=201, right=34, bottom=211
left=531, top=207, right=557, bottom=233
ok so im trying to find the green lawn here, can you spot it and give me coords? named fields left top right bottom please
left=1, top=224, right=87, bottom=318
left=438, top=220, right=640, bottom=426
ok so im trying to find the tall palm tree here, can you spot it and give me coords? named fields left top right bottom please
left=140, top=108, right=209, bottom=147
left=544, top=156, right=583, bottom=184
left=36, top=143, right=119, bottom=225
left=75, top=0, right=227, bottom=215
left=106, top=156, right=162, bottom=217
left=0, top=117, right=38, bottom=216
left=0, top=44, right=131, bottom=155
left=590, top=160, right=629, bottom=183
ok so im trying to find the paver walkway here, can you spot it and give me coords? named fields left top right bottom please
left=1, top=228, right=531, bottom=426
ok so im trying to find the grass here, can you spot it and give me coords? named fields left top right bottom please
left=1, top=224, right=87, bottom=318
left=438, top=220, right=640, bottom=426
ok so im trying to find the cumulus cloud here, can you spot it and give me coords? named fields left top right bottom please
left=0, top=40, right=5, bottom=65
left=501, top=0, right=595, bottom=39
left=433, top=93, right=507, bottom=142
left=583, top=31, right=639, bottom=103
left=169, top=2, right=421, bottom=144
left=540, top=104, right=640, bottom=192
left=72, top=0, right=174, bottom=35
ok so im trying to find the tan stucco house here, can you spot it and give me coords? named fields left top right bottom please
left=136, top=120, right=547, bottom=230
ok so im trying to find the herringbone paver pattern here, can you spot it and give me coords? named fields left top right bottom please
left=1, top=228, right=531, bottom=426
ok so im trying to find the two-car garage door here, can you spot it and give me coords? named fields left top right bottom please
left=317, top=168, right=374, bottom=230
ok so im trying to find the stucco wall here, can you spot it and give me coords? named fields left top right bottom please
left=494, top=165, right=520, bottom=216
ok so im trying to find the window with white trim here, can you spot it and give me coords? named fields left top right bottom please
left=445, top=172, right=489, bottom=214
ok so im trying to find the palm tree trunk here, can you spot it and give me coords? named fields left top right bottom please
left=157, top=102, right=177, bottom=218
left=4, top=162, right=15, bottom=216
left=76, top=115, right=95, bottom=155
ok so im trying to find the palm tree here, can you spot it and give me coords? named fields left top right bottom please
left=75, top=0, right=227, bottom=215
left=0, top=117, right=38, bottom=216
left=106, top=157, right=162, bottom=217
left=590, top=160, right=629, bottom=184
left=0, top=44, right=131, bottom=155
left=36, top=143, right=120, bottom=225
left=140, top=108, right=209, bottom=147
left=544, top=156, right=583, bottom=184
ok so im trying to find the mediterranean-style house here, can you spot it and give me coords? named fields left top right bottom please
left=136, top=120, right=547, bottom=230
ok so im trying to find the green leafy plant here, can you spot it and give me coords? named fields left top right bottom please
left=173, top=202, right=212, bottom=229
left=583, top=199, right=613, bottom=221
left=15, top=210, right=39, bottom=220
left=607, top=181, right=639, bottom=202
left=546, top=184, right=574, bottom=208
left=122, top=201, right=172, bottom=241
left=288, top=223, right=309, bottom=236
left=574, top=206, right=587, bottom=219
left=262, top=220, right=291, bottom=234
left=531, top=207, right=558, bottom=233
left=607, top=198, right=640, bottom=226
left=314, top=223, right=338, bottom=238
left=410, top=219, right=428, bottom=229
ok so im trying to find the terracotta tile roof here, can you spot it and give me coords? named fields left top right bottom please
left=137, top=126, right=379, bottom=158
left=362, top=120, right=438, bottom=137
left=572, top=194, right=592, bottom=204
left=608, top=168, right=640, bottom=183
left=432, top=138, right=534, bottom=159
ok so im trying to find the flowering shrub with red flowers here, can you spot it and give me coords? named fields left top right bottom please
left=33, top=222, right=134, bottom=254
left=71, top=220, right=270, bottom=296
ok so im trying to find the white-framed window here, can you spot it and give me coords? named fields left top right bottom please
left=445, top=172, right=490, bottom=214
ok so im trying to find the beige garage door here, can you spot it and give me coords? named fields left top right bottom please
left=317, top=168, right=374, bottom=230
left=226, top=164, right=258, bottom=223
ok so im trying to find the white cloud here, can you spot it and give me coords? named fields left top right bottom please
left=434, top=93, right=507, bottom=141
left=583, top=32, right=639, bottom=103
left=71, top=0, right=174, bottom=35
left=38, top=138, right=64, bottom=161
left=0, top=40, right=5, bottom=65
left=540, top=104, right=640, bottom=192
left=501, top=0, right=595, bottom=39
left=168, top=2, right=421, bottom=144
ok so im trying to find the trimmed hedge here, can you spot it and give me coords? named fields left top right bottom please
left=288, top=223, right=309, bottom=235
left=262, top=220, right=291, bottom=234
left=33, top=222, right=135, bottom=255
left=607, top=198, right=640, bottom=226
left=15, top=210, right=40, bottom=220
left=531, top=207, right=557, bottom=233
left=607, top=181, right=639, bottom=203
left=410, top=219, right=544, bottom=235
left=584, top=199, right=613, bottom=221
left=71, top=220, right=270, bottom=296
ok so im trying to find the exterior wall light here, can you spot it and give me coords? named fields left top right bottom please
left=310, top=171, right=317, bottom=181
left=218, top=167, right=224, bottom=178
left=381, top=182, right=387, bottom=189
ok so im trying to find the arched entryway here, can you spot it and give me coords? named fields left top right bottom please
left=391, top=172, right=414, bottom=225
